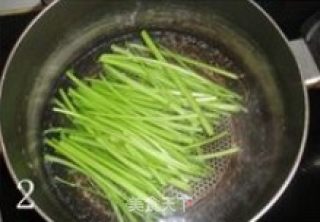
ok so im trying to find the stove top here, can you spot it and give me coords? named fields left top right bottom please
left=1, top=1, right=320, bottom=221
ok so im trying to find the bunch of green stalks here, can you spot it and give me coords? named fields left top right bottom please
left=44, top=30, right=244, bottom=222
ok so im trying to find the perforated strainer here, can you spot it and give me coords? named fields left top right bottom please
left=42, top=30, right=245, bottom=221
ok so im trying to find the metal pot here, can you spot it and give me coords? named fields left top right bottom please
left=1, top=1, right=319, bottom=221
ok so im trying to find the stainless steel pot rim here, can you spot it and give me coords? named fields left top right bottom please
left=247, top=2, right=309, bottom=221
left=0, top=1, right=60, bottom=221
left=0, top=1, right=309, bottom=222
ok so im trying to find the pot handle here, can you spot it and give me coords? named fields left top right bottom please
left=289, top=39, right=320, bottom=88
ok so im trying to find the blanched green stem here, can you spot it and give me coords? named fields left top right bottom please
left=197, top=146, right=240, bottom=160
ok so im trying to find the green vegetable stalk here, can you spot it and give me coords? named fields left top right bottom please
left=44, top=30, right=244, bottom=221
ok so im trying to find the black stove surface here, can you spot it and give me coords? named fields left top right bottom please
left=1, top=1, right=320, bottom=222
